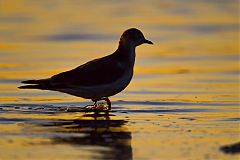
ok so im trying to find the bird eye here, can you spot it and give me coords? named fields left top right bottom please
left=136, top=34, right=141, bottom=39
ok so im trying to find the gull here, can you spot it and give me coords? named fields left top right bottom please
left=19, top=28, right=153, bottom=112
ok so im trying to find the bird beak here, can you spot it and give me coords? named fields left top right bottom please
left=144, top=39, right=153, bottom=45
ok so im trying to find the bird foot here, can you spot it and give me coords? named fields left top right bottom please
left=82, top=102, right=108, bottom=112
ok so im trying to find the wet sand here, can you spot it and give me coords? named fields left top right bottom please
left=0, top=0, right=239, bottom=159
left=0, top=100, right=239, bottom=160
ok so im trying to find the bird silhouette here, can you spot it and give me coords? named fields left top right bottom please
left=19, top=28, right=153, bottom=112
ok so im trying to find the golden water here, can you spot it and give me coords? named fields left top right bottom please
left=0, top=0, right=239, bottom=159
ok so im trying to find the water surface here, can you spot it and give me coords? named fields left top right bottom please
left=0, top=0, right=239, bottom=159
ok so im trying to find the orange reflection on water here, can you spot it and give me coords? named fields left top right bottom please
left=0, top=0, right=239, bottom=160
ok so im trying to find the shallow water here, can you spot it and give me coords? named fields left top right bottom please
left=0, top=0, right=239, bottom=160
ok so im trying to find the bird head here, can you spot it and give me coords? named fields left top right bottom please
left=119, top=28, right=153, bottom=47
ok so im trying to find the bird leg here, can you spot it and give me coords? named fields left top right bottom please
left=101, top=97, right=111, bottom=115
left=101, top=97, right=111, bottom=111
left=82, top=98, right=111, bottom=114
left=91, top=97, right=111, bottom=111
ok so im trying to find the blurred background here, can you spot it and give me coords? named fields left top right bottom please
left=0, top=1, right=239, bottom=160
left=0, top=0, right=239, bottom=103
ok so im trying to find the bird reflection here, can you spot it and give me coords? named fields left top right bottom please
left=39, top=114, right=132, bottom=160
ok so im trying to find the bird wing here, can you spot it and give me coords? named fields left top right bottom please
left=50, top=54, right=126, bottom=87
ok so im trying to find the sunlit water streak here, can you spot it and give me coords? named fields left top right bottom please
left=0, top=0, right=239, bottom=160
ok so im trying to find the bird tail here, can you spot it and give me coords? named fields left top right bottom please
left=18, top=79, right=50, bottom=90
left=21, top=79, right=47, bottom=84
left=18, top=84, right=43, bottom=89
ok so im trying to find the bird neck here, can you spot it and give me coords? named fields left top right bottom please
left=115, top=43, right=136, bottom=67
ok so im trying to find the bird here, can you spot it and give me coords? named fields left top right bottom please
left=18, top=28, right=153, bottom=112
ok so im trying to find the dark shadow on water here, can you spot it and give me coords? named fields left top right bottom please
left=220, top=142, right=240, bottom=154
left=2, top=99, right=237, bottom=112
left=220, top=117, right=240, bottom=121
left=0, top=102, right=221, bottom=116
left=152, top=23, right=239, bottom=34
left=117, top=108, right=213, bottom=113
left=35, top=33, right=117, bottom=41
left=0, top=103, right=216, bottom=115
left=114, top=100, right=238, bottom=107
left=0, top=112, right=132, bottom=159
left=37, top=114, right=132, bottom=160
